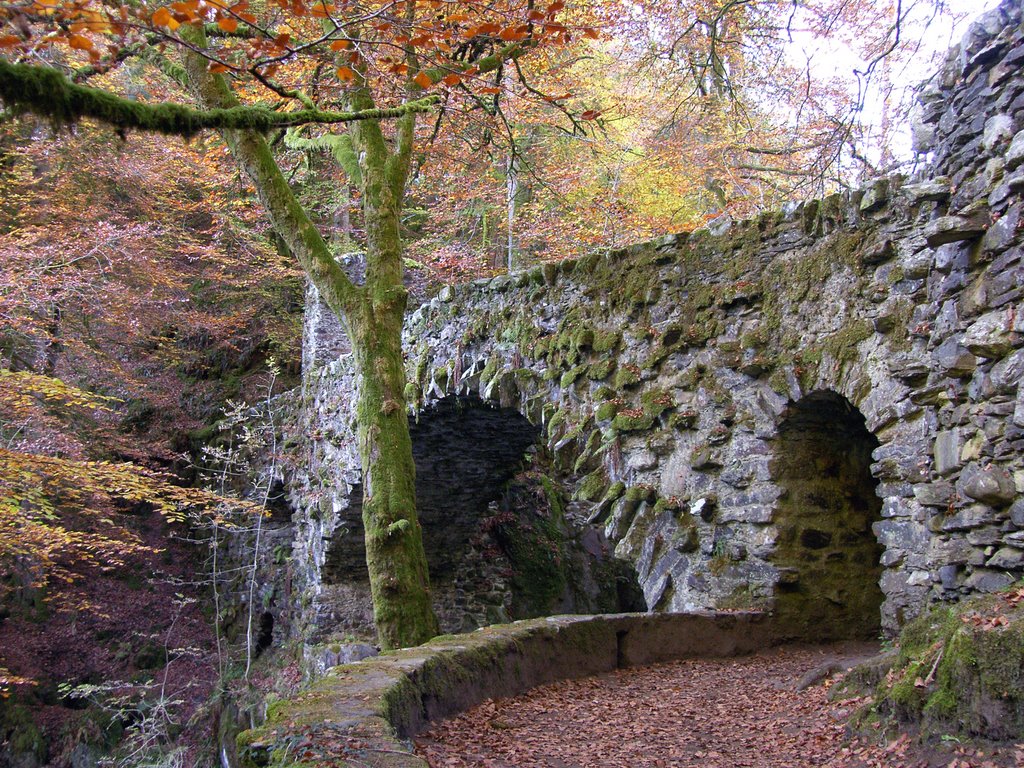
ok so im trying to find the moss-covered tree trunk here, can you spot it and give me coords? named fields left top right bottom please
left=180, top=31, right=438, bottom=649
left=347, top=99, right=439, bottom=647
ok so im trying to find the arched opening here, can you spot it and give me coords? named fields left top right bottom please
left=255, top=611, right=274, bottom=655
left=319, top=394, right=641, bottom=634
left=321, top=394, right=540, bottom=584
left=770, top=390, right=884, bottom=641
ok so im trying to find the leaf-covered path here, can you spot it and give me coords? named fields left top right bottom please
left=414, top=643, right=1023, bottom=768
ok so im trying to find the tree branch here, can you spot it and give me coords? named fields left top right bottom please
left=0, top=59, right=439, bottom=137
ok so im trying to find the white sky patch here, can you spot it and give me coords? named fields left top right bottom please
left=784, top=0, right=1004, bottom=172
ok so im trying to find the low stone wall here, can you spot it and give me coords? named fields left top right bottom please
left=237, top=611, right=776, bottom=767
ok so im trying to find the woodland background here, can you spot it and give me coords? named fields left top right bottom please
left=0, top=0, right=995, bottom=765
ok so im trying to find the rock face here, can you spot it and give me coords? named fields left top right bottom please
left=281, top=0, right=1024, bottom=643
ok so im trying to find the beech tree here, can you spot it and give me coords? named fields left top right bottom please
left=1, top=0, right=581, bottom=649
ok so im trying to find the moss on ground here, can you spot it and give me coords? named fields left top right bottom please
left=866, top=584, right=1024, bottom=741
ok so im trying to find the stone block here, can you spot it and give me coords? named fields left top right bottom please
left=963, top=310, right=1017, bottom=358
left=925, top=209, right=989, bottom=247
left=859, top=178, right=889, bottom=211
left=990, top=348, right=1024, bottom=392
left=966, top=526, right=1003, bottom=546
left=982, top=113, right=1015, bottom=150
left=939, top=564, right=960, bottom=589
left=964, top=568, right=1014, bottom=593
left=937, top=504, right=999, bottom=532
left=981, top=203, right=1021, bottom=254
left=1010, top=498, right=1024, bottom=527
left=933, top=338, right=977, bottom=377
left=626, top=450, right=658, bottom=472
left=1005, top=129, right=1024, bottom=170
left=914, top=482, right=955, bottom=507
left=904, top=178, right=950, bottom=203
left=934, top=429, right=962, bottom=475
left=874, top=519, right=930, bottom=551
left=928, top=535, right=981, bottom=565
left=933, top=242, right=969, bottom=272
left=986, top=547, right=1024, bottom=569
left=961, top=463, right=1016, bottom=506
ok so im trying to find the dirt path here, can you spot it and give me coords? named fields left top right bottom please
left=414, top=643, right=1023, bottom=768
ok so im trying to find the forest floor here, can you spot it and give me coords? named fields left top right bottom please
left=414, top=642, right=1024, bottom=768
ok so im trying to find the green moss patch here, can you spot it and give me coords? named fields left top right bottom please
left=871, top=585, right=1024, bottom=740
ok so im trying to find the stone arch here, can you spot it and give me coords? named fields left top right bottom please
left=770, top=389, right=885, bottom=641
left=322, top=394, right=540, bottom=584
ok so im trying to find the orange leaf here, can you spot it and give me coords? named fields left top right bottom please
left=548, top=0, right=565, bottom=13
left=151, top=7, right=175, bottom=28
left=310, top=1, right=335, bottom=18
left=330, top=39, right=352, bottom=50
left=441, top=73, right=461, bottom=86
left=583, top=27, right=600, bottom=39
left=499, top=26, right=527, bottom=41
left=208, top=62, right=231, bottom=73
left=413, top=71, right=433, bottom=89
left=0, top=34, right=23, bottom=47
left=69, top=34, right=94, bottom=51
left=336, top=65, right=356, bottom=82
left=477, top=22, right=500, bottom=35
left=581, top=109, right=601, bottom=120
left=217, top=16, right=238, bottom=32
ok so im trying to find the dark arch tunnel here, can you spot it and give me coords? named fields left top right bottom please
left=770, top=390, right=885, bottom=641
left=321, top=395, right=540, bottom=583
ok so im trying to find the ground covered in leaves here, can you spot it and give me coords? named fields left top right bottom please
left=414, top=643, right=1024, bottom=768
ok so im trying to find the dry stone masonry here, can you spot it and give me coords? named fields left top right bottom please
left=282, top=0, right=1024, bottom=645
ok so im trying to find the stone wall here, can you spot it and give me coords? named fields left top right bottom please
left=287, top=0, right=1024, bottom=642
left=236, top=611, right=778, bottom=768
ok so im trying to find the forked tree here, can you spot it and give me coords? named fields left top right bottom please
left=0, top=0, right=584, bottom=648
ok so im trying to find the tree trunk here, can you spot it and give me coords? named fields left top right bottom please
left=506, top=150, right=519, bottom=271
left=350, top=291, right=438, bottom=649
left=179, top=33, right=439, bottom=649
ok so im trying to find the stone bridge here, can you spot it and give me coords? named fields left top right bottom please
left=278, top=1, right=1024, bottom=649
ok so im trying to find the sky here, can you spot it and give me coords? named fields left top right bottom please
left=793, top=0, right=1006, bottom=169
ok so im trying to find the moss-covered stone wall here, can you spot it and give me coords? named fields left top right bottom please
left=288, top=0, right=1024, bottom=643
left=235, top=611, right=777, bottom=768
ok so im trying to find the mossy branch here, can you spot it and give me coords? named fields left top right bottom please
left=0, top=59, right=440, bottom=137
